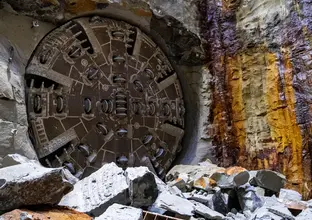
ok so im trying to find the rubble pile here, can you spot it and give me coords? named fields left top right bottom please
left=0, top=155, right=312, bottom=220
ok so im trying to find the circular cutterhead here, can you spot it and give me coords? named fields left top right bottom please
left=25, top=16, right=185, bottom=179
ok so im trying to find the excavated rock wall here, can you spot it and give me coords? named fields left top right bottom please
left=0, top=36, right=37, bottom=161
left=201, top=0, right=312, bottom=198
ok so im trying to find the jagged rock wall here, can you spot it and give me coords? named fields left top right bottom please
left=201, top=0, right=312, bottom=198
left=0, top=37, right=37, bottom=161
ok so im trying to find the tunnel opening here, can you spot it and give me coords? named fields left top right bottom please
left=25, top=16, right=187, bottom=180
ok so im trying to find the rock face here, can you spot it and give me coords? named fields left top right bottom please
left=201, top=0, right=312, bottom=198
left=0, top=163, right=73, bottom=211
left=95, top=204, right=143, bottom=220
left=59, top=163, right=129, bottom=217
left=125, top=167, right=158, bottom=208
left=0, top=36, right=37, bottom=161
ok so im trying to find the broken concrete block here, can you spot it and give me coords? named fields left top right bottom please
left=59, top=163, right=129, bottom=217
left=125, top=167, right=158, bottom=208
left=0, top=153, right=39, bottom=168
left=267, top=205, right=295, bottom=220
left=250, top=170, right=286, bottom=193
left=279, top=188, right=302, bottom=201
left=191, top=200, right=224, bottom=219
left=0, top=163, right=73, bottom=211
left=0, top=153, right=78, bottom=185
left=95, top=204, right=143, bottom=220
left=237, top=185, right=264, bottom=212
left=151, top=192, right=195, bottom=216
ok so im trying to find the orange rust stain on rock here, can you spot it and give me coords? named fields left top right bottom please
left=227, top=56, right=246, bottom=155
left=222, top=0, right=241, bottom=11
left=212, top=101, right=227, bottom=143
left=64, top=0, right=96, bottom=14
left=194, top=177, right=207, bottom=188
left=265, top=50, right=303, bottom=188
left=225, top=166, right=246, bottom=175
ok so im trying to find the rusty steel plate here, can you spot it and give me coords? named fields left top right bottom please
left=25, top=16, right=185, bottom=179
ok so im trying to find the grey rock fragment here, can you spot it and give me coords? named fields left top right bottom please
left=185, top=192, right=214, bottom=208
left=250, top=170, right=286, bottom=193
left=249, top=207, right=282, bottom=220
left=279, top=188, right=302, bottom=201
left=0, top=153, right=39, bottom=168
left=62, top=168, right=79, bottom=185
left=125, top=166, right=158, bottom=207
left=140, top=156, right=156, bottom=175
left=295, top=208, right=312, bottom=220
left=95, top=204, right=143, bottom=220
left=152, top=192, right=195, bottom=216
left=166, top=165, right=220, bottom=184
left=210, top=171, right=250, bottom=189
left=212, top=191, right=228, bottom=215
left=237, top=185, right=264, bottom=212
left=170, top=186, right=184, bottom=197
left=268, top=205, right=295, bottom=220
left=0, top=153, right=78, bottom=185
left=20, top=212, right=33, bottom=220
left=0, top=163, right=73, bottom=211
left=59, top=163, right=129, bottom=217
left=225, top=212, right=247, bottom=220
left=191, top=200, right=224, bottom=219
left=261, top=195, right=282, bottom=207
left=167, top=178, right=187, bottom=192
left=254, top=187, right=265, bottom=197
